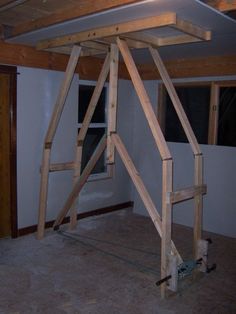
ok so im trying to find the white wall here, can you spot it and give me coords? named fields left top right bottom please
left=17, top=67, right=236, bottom=238
left=17, top=67, right=134, bottom=228
left=132, top=78, right=236, bottom=238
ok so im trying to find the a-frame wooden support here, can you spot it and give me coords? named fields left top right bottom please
left=37, top=37, right=207, bottom=298
left=37, top=45, right=81, bottom=240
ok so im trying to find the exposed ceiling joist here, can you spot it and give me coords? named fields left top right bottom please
left=203, top=0, right=236, bottom=12
left=0, top=0, right=28, bottom=12
left=7, top=0, right=144, bottom=38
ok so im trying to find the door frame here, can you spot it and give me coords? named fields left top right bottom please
left=0, top=65, right=18, bottom=238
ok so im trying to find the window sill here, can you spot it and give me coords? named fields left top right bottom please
left=86, top=165, right=113, bottom=182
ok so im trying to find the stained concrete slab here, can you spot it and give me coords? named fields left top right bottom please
left=0, top=209, right=235, bottom=313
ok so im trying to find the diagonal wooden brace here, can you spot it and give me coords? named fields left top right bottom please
left=70, top=52, right=110, bottom=229
left=111, top=133, right=182, bottom=264
left=53, top=135, right=107, bottom=229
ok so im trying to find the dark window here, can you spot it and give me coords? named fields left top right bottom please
left=78, top=85, right=106, bottom=123
left=164, top=86, right=210, bottom=144
left=217, top=87, right=236, bottom=147
left=78, top=84, right=107, bottom=175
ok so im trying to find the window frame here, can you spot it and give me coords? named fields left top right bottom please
left=78, top=79, right=113, bottom=181
left=158, top=80, right=236, bottom=146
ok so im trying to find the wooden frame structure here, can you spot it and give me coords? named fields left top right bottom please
left=37, top=13, right=210, bottom=297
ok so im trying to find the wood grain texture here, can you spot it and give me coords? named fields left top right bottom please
left=111, top=133, right=182, bottom=264
left=53, top=135, right=107, bottom=228
left=9, top=0, right=144, bottom=37
left=150, top=46, right=201, bottom=155
left=0, top=42, right=235, bottom=80
left=117, top=38, right=171, bottom=160
left=37, top=13, right=176, bottom=49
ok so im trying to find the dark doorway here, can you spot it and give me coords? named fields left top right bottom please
left=0, top=65, right=17, bottom=238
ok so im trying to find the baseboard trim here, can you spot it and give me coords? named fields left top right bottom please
left=18, top=201, right=133, bottom=237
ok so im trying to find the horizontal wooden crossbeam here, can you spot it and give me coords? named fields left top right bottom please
left=168, top=185, right=207, bottom=204
left=37, top=13, right=177, bottom=50
left=49, top=162, right=74, bottom=172
left=37, top=13, right=211, bottom=51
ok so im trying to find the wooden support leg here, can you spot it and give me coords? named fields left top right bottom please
left=45, top=45, right=81, bottom=143
left=37, top=45, right=81, bottom=239
left=161, top=159, right=173, bottom=298
left=37, top=147, right=51, bottom=239
left=107, top=44, right=119, bottom=165
left=149, top=46, right=201, bottom=156
left=111, top=133, right=182, bottom=264
left=53, top=135, right=107, bottom=229
left=69, top=143, right=82, bottom=230
left=117, top=37, right=171, bottom=160
left=69, top=53, right=110, bottom=229
left=37, top=46, right=81, bottom=239
left=194, top=154, right=203, bottom=260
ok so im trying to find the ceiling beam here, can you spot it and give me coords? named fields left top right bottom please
left=0, top=0, right=28, bottom=12
left=0, top=41, right=235, bottom=80
left=37, top=13, right=177, bottom=50
left=7, top=0, right=145, bottom=38
left=203, top=0, right=236, bottom=12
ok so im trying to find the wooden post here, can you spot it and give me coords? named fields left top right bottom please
left=194, top=154, right=203, bottom=259
left=208, top=83, right=220, bottom=145
left=111, top=133, right=182, bottom=264
left=161, top=159, right=173, bottom=298
left=53, top=135, right=107, bottom=229
left=37, top=148, right=51, bottom=239
left=69, top=53, right=110, bottom=229
left=37, top=45, right=81, bottom=239
left=107, top=44, right=119, bottom=165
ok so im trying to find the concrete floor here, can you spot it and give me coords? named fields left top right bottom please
left=0, top=209, right=235, bottom=314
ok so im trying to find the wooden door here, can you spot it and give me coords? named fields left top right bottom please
left=0, top=66, right=17, bottom=238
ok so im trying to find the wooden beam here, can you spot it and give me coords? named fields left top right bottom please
left=69, top=53, right=110, bottom=228
left=122, top=32, right=161, bottom=47
left=78, top=53, right=110, bottom=142
left=161, top=159, right=173, bottom=298
left=0, top=0, right=28, bottom=12
left=0, top=42, right=235, bottom=80
left=101, top=36, right=148, bottom=49
left=168, top=184, right=207, bottom=204
left=203, top=0, right=236, bottom=12
left=158, top=34, right=201, bottom=47
left=49, top=162, right=74, bottom=172
left=111, top=133, right=182, bottom=263
left=107, top=44, right=119, bottom=164
left=172, top=17, right=211, bottom=41
left=9, top=0, right=145, bottom=38
left=194, top=155, right=204, bottom=260
left=37, top=148, right=50, bottom=239
left=37, top=13, right=177, bottom=50
left=208, top=82, right=220, bottom=145
left=37, top=46, right=81, bottom=239
left=117, top=38, right=172, bottom=160
left=149, top=46, right=201, bottom=155
left=45, top=45, right=81, bottom=145
left=53, top=135, right=107, bottom=229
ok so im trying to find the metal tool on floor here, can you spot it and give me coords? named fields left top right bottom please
left=156, top=238, right=216, bottom=288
